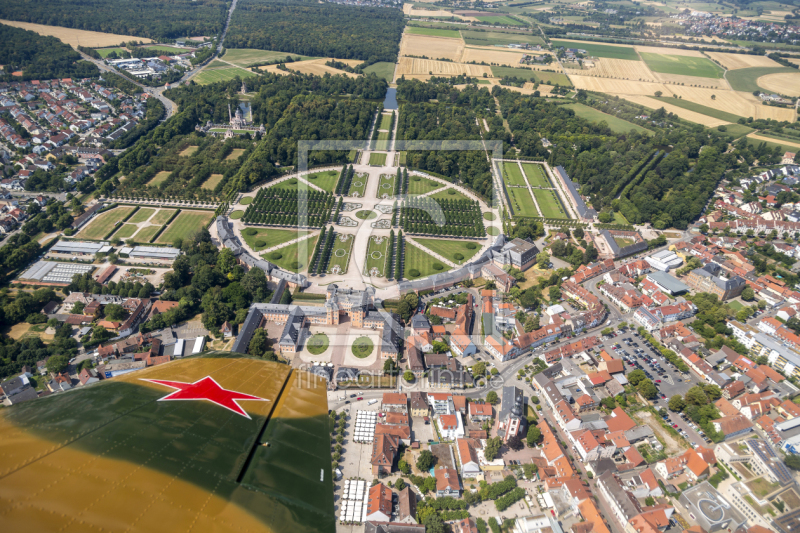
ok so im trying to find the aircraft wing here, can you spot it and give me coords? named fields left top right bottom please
left=0, top=352, right=335, bottom=533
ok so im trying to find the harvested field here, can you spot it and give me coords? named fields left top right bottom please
left=747, top=133, right=800, bottom=150
left=620, top=95, right=729, bottom=127
left=404, top=6, right=475, bottom=21
left=633, top=45, right=705, bottom=57
left=222, top=48, right=309, bottom=67
left=0, top=20, right=152, bottom=48
left=399, top=33, right=464, bottom=62
left=286, top=58, right=360, bottom=78
left=568, top=76, right=668, bottom=95
left=461, top=47, right=531, bottom=68
left=667, top=86, right=796, bottom=122
left=705, top=52, right=781, bottom=70
left=396, top=57, right=491, bottom=78
left=757, top=72, right=800, bottom=97
left=574, top=58, right=656, bottom=81
left=651, top=72, right=728, bottom=89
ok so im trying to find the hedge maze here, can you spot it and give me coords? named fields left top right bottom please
left=400, top=196, right=486, bottom=238
left=241, top=187, right=334, bottom=227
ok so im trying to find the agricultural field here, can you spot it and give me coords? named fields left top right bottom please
left=225, top=148, right=246, bottom=161
left=111, top=224, right=139, bottom=240
left=399, top=33, right=464, bottom=62
left=408, top=175, right=443, bottom=195
left=747, top=134, right=800, bottom=153
left=193, top=66, right=258, bottom=85
left=726, top=66, right=799, bottom=93
left=491, top=66, right=537, bottom=80
left=369, top=153, right=387, bottom=166
left=286, top=58, right=361, bottom=78
left=242, top=228, right=310, bottom=252
left=461, top=30, right=543, bottom=47
left=365, top=236, right=390, bottom=277
left=326, top=234, right=354, bottom=274
left=263, top=237, right=318, bottom=273
left=621, top=94, right=737, bottom=128
left=148, top=171, right=172, bottom=187
left=533, top=189, right=568, bottom=219
left=363, top=62, right=395, bottom=82
left=396, top=57, right=491, bottom=78
left=304, top=170, right=340, bottom=192
left=406, top=27, right=461, bottom=38
left=704, top=52, right=781, bottom=70
left=503, top=162, right=528, bottom=187
left=222, top=48, right=309, bottom=67
left=128, top=208, right=156, bottom=224
left=575, top=58, right=655, bottom=81
left=142, top=45, right=185, bottom=54
left=156, top=210, right=215, bottom=244
left=404, top=242, right=444, bottom=280
left=757, top=72, right=800, bottom=97
left=414, top=238, right=481, bottom=265
left=490, top=65, right=571, bottom=86
left=0, top=19, right=152, bottom=47
left=562, top=103, right=653, bottom=135
left=645, top=96, right=744, bottom=123
left=348, top=173, right=369, bottom=197
left=507, top=187, right=539, bottom=217
left=79, top=206, right=136, bottom=240
left=378, top=174, right=396, bottom=198
left=550, top=40, right=639, bottom=61
left=475, top=15, right=524, bottom=25
left=201, top=174, right=225, bottom=190
left=639, top=53, right=725, bottom=78
left=95, top=47, right=127, bottom=58
left=521, top=163, right=552, bottom=188
left=460, top=48, right=529, bottom=68
left=431, top=188, right=470, bottom=202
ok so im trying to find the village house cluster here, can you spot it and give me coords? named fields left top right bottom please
left=678, top=11, right=800, bottom=45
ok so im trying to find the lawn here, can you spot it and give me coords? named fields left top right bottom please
left=347, top=173, right=369, bottom=197
left=487, top=226, right=500, bottom=236
left=306, top=333, right=329, bottom=355
left=612, top=211, right=629, bottom=225
left=728, top=300, right=744, bottom=311
left=263, top=236, right=318, bottom=272
left=375, top=131, right=390, bottom=151
left=112, top=224, right=139, bottom=240
left=79, top=206, right=136, bottom=240
left=242, top=228, right=310, bottom=252
left=156, top=210, right=215, bottom=244
left=430, top=188, right=470, bottom=201
left=462, top=30, right=543, bottom=47
left=406, top=27, right=461, bottom=38
left=356, top=210, right=377, bottom=220
left=521, top=163, right=552, bottom=188
left=304, top=170, right=339, bottom=192
left=142, top=45, right=185, bottom=54
left=365, top=236, right=390, bottom=277
left=713, top=123, right=754, bottom=139
left=222, top=48, right=309, bottom=67
left=726, top=66, right=799, bottom=93
left=646, top=96, right=744, bottom=123
left=193, top=67, right=258, bottom=85
left=369, top=153, right=387, bottom=166
left=150, top=209, right=177, bottom=225
left=614, top=237, right=635, bottom=248
left=404, top=242, right=445, bottom=279
left=746, top=477, right=780, bottom=498
left=179, top=145, right=198, bottom=157
left=378, top=173, right=396, bottom=198
left=148, top=171, right=172, bottom=186
left=489, top=66, right=572, bottom=86
left=476, top=15, right=525, bottom=26
left=128, top=208, right=155, bottom=224
left=408, top=175, right=443, bottom=195
left=225, top=148, right=246, bottom=161
left=639, top=52, right=724, bottom=78
left=379, top=114, right=393, bottom=130
left=134, top=225, right=161, bottom=243
left=503, top=162, right=528, bottom=187
left=563, top=103, right=653, bottom=135
left=507, top=187, right=539, bottom=217
left=202, top=174, right=225, bottom=190
left=352, top=336, right=374, bottom=358
left=551, top=40, right=639, bottom=61
left=230, top=210, right=244, bottom=220
left=326, top=234, right=353, bottom=274
left=95, top=47, right=127, bottom=58
left=483, top=212, right=496, bottom=221
left=240, top=197, right=253, bottom=205
left=746, top=135, right=800, bottom=154
left=363, top=62, right=395, bottom=82
left=533, top=189, right=568, bottom=218
left=414, top=238, right=481, bottom=265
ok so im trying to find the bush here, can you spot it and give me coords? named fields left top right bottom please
left=454, top=253, right=464, bottom=260
left=270, top=252, right=283, bottom=260
left=432, top=263, right=444, bottom=270
left=447, top=189, right=456, bottom=195
left=254, top=239, right=266, bottom=248
left=244, top=228, right=258, bottom=236
left=291, top=261, right=301, bottom=270
left=409, top=268, right=420, bottom=277
left=466, top=242, right=477, bottom=249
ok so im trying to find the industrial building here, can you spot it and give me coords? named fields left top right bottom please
left=646, top=249, right=683, bottom=271
left=50, top=240, right=112, bottom=256
left=20, top=261, right=95, bottom=285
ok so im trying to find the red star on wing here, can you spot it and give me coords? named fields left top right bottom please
left=142, top=376, right=268, bottom=419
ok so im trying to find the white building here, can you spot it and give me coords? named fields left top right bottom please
left=646, top=250, right=683, bottom=272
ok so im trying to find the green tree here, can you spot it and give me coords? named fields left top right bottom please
left=741, top=286, right=755, bottom=301
left=627, top=369, right=646, bottom=386
left=702, top=384, right=722, bottom=400
left=248, top=328, right=271, bottom=357
left=537, top=252, right=550, bottom=269
left=416, top=450, right=435, bottom=471
left=669, top=395, right=686, bottom=412
left=104, top=303, right=125, bottom=321
left=403, top=370, right=415, bottom=382
left=383, top=358, right=398, bottom=375
left=785, top=454, right=800, bottom=470
left=526, top=426, right=541, bottom=447
left=47, top=354, right=69, bottom=374
left=637, top=379, right=658, bottom=399
left=685, top=386, right=709, bottom=406
left=645, top=496, right=655, bottom=506
left=472, top=362, right=486, bottom=377
left=484, top=437, right=502, bottom=461
left=399, top=459, right=411, bottom=474
left=486, top=391, right=498, bottom=404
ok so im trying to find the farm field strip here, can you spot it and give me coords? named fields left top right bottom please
left=621, top=95, right=729, bottom=127
left=571, top=58, right=655, bottom=81
left=399, top=32, right=464, bottom=62
left=194, top=67, right=259, bottom=85
left=222, top=48, right=310, bottom=67
left=704, top=51, right=781, bottom=70
left=757, top=72, right=800, bottom=97
left=562, top=103, right=654, bottom=135
left=639, top=52, right=725, bottom=78
left=0, top=19, right=152, bottom=47
left=551, top=39, right=639, bottom=60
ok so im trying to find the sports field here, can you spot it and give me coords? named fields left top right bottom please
left=431, top=188, right=470, bottom=202
left=127, top=208, right=155, bottom=224
left=326, top=234, right=353, bottom=274
left=369, top=153, right=387, bottom=166
left=378, top=174, right=397, bottom=198
left=156, top=211, right=215, bottom=244
left=533, top=189, right=568, bottom=219
left=414, top=238, right=481, bottom=265
left=225, top=148, right=246, bottom=161
left=408, top=175, right=443, bottom=195
left=222, top=48, right=309, bottom=67
left=263, top=237, right=318, bottom=273
left=507, top=188, right=539, bottom=217
left=406, top=27, right=462, bottom=38
left=563, top=103, right=653, bottom=135
left=148, top=171, right=171, bottom=187
left=645, top=96, right=744, bottom=123
left=304, top=170, right=339, bottom=192
left=503, top=162, right=528, bottom=187
left=194, top=67, right=258, bottom=85
left=476, top=15, right=524, bottom=25
left=363, top=62, right=395, bottom=82
left=202, top=174, right=224, bottom=190
left=242, top=228, right=310, bottom=252
left=79, top=206, right=136, bottom=240
left=639, top=53, right=724, bottom=78
left=404, top=242, right=444, bottom=280
left=111, top=224, right=139, bottom=240
left=551, top=40, right=639, bottom=61
left=347, top=173, right=369, bottom=197
left=521, top=163, right=552, bottom=188
left=365, top=236, right=390, bottom=277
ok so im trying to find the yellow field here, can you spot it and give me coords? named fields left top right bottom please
left=286, top=59, right=360, bottom=78
left=403, top=5, right=476, bottom=20
left=396, top=57, right=491, bottom=78
left=259, top=65, right=290, bottom=76
left=179, top=146, right=198, bottom=157
left=633, top=45, right=704, bottom=57
left=569, top=75, right=668, bottom=95
left=399, top=33, right=464, bottom=61
left=748, top=133, right=800, bottom=150
left=668, top=86, right=796, bottom=122
left=787, top=58, right=800, bottom=67
left=0, top=19, right=151, bottom=48
left=757, top=72, right=800, bottom=97
left=705, top=52, right=781, bottom=70
left=651, top=72, right=728, bottom=89
left=460, top=47, right=531, bottom=67
left=620, top=95, right=729, bottom=127
left=573, top=58, right=656, bottom=81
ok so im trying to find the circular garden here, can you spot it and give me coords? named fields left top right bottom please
left=487, top=226, right=500, bottom=236
left=230, top=210, right=244, bottom=220
left=355, top=210, right=378, bottom=220
left=240, top=197, right=253, bottom=205
left=483, top=212, right=496, bottom=221
left=352, top=336, right=374, bottom=359
left=307, top=333, right=330, bottom=355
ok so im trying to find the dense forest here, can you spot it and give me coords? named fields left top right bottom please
left=224, top=0, right=404, bottom=64
left=0, top=0, right=228, bottom=40
left=0, top=23, right=98, bottom=81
